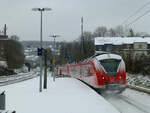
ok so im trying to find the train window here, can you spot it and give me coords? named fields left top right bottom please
left=100, top=59, right=121, bottom=76
left=81, top=65, right=88, bottom=76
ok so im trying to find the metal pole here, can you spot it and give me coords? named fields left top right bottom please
left=49, top=35, right=60, bottom=81
left=44, top=49, right=47, bottom=89
left=32, top=7, right=51, bottom=92
left=0, top=91, right=5, bottom=110
left=39, top=10, right=43, bottom=92
left=53, top=37, right=56, bottom=81
left=81, top=17, right=84, bottom=58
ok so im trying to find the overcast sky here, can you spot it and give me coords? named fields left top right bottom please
left=0, top=0, right=150, bottom=42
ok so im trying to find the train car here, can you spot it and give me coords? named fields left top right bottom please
left=56, top=53, right=126, bottom=93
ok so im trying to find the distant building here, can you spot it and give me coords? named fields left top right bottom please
left=95, top=37, right=150, bottom=57
left=0, top=35, right=8, bottom=60
left=0, top=35, right=8, bottom=39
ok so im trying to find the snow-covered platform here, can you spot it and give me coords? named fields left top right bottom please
left=0, top=75, right=120, bottom=113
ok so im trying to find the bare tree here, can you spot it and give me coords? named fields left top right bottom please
left=10, top=35, right=20, bottom=41
left=135, top=32, right=150, bottom=37
left=129, top=28, right=135, bottom=37
left=82, top=31, right=95, bottom=58
left=107, top=28, right=116, bottom=37
left=5, top=39, right=25, bottom=69
left=93, top=26, right=107, bottom=37
left=114, top=25, right=124, bottom=36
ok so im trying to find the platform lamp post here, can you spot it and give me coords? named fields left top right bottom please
left=32, top=7, right=52, bottom=92
left=49, top=35, right=60, bottom=82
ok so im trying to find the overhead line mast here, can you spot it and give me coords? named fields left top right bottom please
left=81, top=17, right=85, bottom=59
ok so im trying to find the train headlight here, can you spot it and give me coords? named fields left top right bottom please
left=119, top=76, right=123, bottom=84
left=119, top=76, right=122, bottom=79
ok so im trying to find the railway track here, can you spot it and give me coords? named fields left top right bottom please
left=77, top=79, right=148, bottom=113
left=103, top=90, right=150, bottom=113
left=127, top=84, right=150, bottom=94
left=0, top=71, right=38, bottom=87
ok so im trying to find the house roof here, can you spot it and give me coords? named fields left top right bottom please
left=95, top=37, right=150, bottom=45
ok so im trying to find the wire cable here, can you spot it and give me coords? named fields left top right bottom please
left=122, top=1, right=150, bottom=25
left=126, top=9, right=150, bottom=27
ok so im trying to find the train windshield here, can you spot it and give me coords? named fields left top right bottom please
left=100, top=59, right=121, bottom=76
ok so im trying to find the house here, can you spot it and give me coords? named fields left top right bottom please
left=0, top=35, right=8, bottom=61
left=0, top=35, right=8, bottom=39
left=95, top=37, right=150, bottom=57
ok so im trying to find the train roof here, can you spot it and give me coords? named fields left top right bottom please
left=95, top=53, right=122, bottom=61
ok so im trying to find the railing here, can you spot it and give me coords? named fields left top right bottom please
left=0, top=71, right=38, bottom=87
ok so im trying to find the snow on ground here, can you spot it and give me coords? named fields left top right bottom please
left=123, top=89, right=150, bottom=109
left=25, top=55, right=39, bottom=61
left=0, top=61, right=7, bottom=68
left=0, top=75, right=119, bottom=113
left=104, top=88, right=150, bottom=113
left=127, top=73, right=150, bottom=89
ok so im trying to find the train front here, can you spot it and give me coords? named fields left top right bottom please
left=93, top=54, right=126, bottom=93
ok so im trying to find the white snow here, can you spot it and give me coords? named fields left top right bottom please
left=95, top=37, right=150, bottom=45
left=104, top=89, right=150, bottom=113
left=0, top=61, right=7, bottom=68
left=25, top=55, right=39, bottom=61
left=127, top=73, right=150, bottom=88
left=14, top=65, right=28, bottom=73
left=123, top=89, right=150, bottom=110
left=96, top=53, right=122, bottom=60
left=0, top=75, right=120, bottom=113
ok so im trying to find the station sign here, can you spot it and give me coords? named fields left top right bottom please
left=53, top=58, right=56, bottom=63
left=37, top=48, right=44, bottom=56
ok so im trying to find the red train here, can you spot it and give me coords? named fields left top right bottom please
left=56, top=53, right=126, bottom=93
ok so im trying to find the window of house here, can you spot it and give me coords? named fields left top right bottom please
left=139, top=44, right=142, bottom=49
left=95, top=45, right=103, bottom=51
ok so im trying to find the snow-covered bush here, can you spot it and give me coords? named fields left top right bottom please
left=127, top=73, right=150, bottom=88
left=25, top=55, right=40, bottom=68
left=14, top=65, right=28, bottom=73
left=0, top=61, right=7, bottom=68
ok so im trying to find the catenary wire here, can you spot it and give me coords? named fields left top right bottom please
left=122, top=1, right=150, bottom=25
left=125, top=9, right=150, bottom=27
